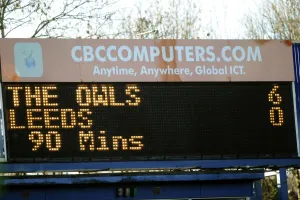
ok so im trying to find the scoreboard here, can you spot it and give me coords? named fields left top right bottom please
left=0, top=39, right=298, bottom=162
left=2, top=82, right=298, bottom=161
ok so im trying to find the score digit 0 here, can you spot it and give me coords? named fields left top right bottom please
left=268, top=85, right=284, bottom=126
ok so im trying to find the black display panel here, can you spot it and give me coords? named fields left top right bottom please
left=2, top=82, right=298, bottom=162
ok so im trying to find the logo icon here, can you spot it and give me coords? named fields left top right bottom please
left=14, top=42, right=43, bottom=77
left=23, top=50, right=36, bottom=68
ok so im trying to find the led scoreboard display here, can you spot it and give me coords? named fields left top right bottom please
left=2, top=82, right=297, bottom=161
left=0, top=38, right=298, bottom=162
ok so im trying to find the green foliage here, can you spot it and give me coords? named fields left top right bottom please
left=287, top=169, right=299, bottom=200
left=262, top=176, right=279, bottom=200
left=261, top=169, right=300, bottom=200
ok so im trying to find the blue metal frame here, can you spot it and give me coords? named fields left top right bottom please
left=293, top=43, right=300, bottom=155
left=1, top=158, right=300, bottom=173
left=0, top=172, right=264, bottom=186
left=279, top=168, right=288, bottom=200
left=254, top=180, right=263, bottom=200
left=0, top=181, right=255, bottom=200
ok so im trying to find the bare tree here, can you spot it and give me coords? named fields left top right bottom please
left=118, top=0, right=203, bottom=39
left=242, top=0, right=300, bottom=40
left=0, top=0, right=119, bottom=38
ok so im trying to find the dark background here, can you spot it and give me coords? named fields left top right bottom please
left=2, top=82, right=298, bottom=162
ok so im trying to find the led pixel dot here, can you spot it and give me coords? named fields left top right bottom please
left=29, top=131, right=43, bottom=151
left=42, top=86, right=58, bottom=106
left=27, top=109, right=43, bottom=129
left=61, top=109, right=77, bottom=128
left=270, top=107, right=284, bottom=126
left=125, top=85, right=141, bottom=106
left=46, top=131, right=61, bottom=151
left=78, top=109, right=93, bottom=129
left=268, top=85, right=282, bottom=105
left=97, top=131, right=109, bottom=151
left=25, top=86, right=42, bottom=107
left=9, top=109, right=25, bottom=129
left=44, top=109, right=60, bottom=129
left=268, top=85, right=284, bottom=126
left=92, top=86, right=109, bottom=106
left=7, top=87, right=23, bottom=107
left=79, top=131, right=95, bottom=151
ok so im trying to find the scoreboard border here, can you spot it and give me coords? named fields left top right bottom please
left=293, top=82, right=300, bottom=156
left=0, top=39, right=298, bottom=164
left=1, top=81, right=299, bottom=162
left=0, top=83, right=7, bottom=161
left=293, top=42, right=300, bottom=158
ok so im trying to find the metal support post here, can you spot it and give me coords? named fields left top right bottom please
left=279, top=168, right=288, bottom=200
left=254, top=180, right=263, bottom=200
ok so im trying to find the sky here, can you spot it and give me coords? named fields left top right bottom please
left=204, top=0, right=261, bottom=38
left=7, top=0, right=262, bottom=39
left=116, top=0, right=261, bottom=39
